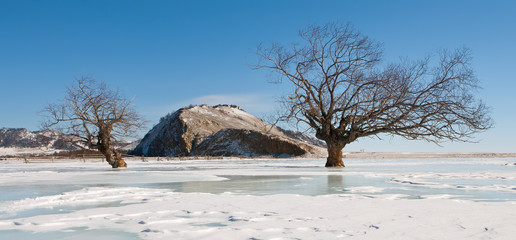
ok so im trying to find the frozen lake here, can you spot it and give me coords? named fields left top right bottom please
left=1, top=158, right=515, bottom=239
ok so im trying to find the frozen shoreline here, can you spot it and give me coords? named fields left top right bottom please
left=343, top=151, right=516, bottom=159
left=1, top=158, right=515, bottom=239
left=2, top=146, right=515, bottom=159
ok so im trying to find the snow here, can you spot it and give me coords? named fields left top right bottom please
left=186, top=105, right=282, bottom=135
left=0, top=147, right=62, bottom=156
left=1, top=158, right=515, bottom=239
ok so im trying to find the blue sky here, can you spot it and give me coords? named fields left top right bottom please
left=1, top=0, right=514, bottom=152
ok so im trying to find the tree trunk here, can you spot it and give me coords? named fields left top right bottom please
left=112, top=151, right=127, bottom=168
left=98, top=127, right=127, bottom=168
left=100, top=145, right=127, bottom=168
left=325, top=142, right=345, bottom=167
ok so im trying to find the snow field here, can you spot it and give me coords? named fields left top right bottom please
left=1, top=189, right=515, bottom=239
left=0, top=158, right=515, bottom=239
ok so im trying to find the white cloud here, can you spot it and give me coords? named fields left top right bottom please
left=180, top=94, right=275, bottom=113
left=140, top=93, right=278, bottom=125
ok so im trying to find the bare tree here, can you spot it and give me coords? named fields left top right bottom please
left=42, top=77, right=145, bottom=168
left=254, top=22, right=492, bottom=167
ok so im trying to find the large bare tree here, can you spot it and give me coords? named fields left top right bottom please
left=255, top=22, right=492, bottom=167
left=43, top=77, right=145, bottom=168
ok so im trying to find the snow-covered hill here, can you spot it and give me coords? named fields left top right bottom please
left=132, top=105, right=326, bottom=157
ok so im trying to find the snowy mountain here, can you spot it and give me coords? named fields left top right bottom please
left=132, top=105, right=325, bottom=157
left=0, top=128, right=75, bottom=150
left=0, top=128, right=137, bottom=156
left=0, top=128, right=77, bottom=156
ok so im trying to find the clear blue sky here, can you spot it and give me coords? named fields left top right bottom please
left=1, top=0, right=515, bottom=152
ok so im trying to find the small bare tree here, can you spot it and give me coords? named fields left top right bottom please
left=255, top=22, right=492, bottom=167
left=43, top=77, right=145, bottom=168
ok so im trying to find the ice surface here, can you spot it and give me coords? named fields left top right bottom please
left=0, top=158, right=515, bottom=239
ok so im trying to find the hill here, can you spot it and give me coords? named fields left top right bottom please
left=132, top=105, right=325, bottom=157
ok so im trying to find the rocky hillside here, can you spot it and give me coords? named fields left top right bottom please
left=132, top=105, right=325, bottom=157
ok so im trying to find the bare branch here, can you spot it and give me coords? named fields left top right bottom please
left=41, top=76, right=146, bottom=168
left=254, top=22, right=492, bottom=167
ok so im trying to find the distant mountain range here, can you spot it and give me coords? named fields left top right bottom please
left=0, top=128, right=76, bottom=156
left=0, top=128, right=75, bottom=149
left=0, top=128, right=134, bottom=156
